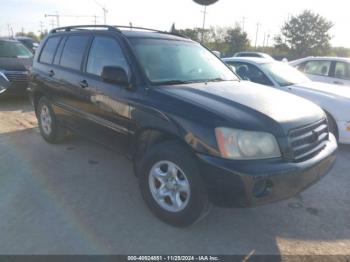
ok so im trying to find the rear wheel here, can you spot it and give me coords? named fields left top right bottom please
left=37, top=97, right=67, bottom=143
left=138, top=141, right=211, bottom=227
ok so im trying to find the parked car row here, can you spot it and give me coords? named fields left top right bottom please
left=23, top=25, right=340, bottom=227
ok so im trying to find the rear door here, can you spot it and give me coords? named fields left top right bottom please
left=34, top=35, right=62, bottom=99
left=328, top=61, right=350, bottom=86
left=73, top=34, right=132, bottom=152
left=49, top=34, right=92, bottom=129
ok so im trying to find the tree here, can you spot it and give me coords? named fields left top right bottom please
left=175, top=28, right=202, bottom=42
left=224, top=25, right=250, bottom=56
left=281, top=10, right=333, bottom=57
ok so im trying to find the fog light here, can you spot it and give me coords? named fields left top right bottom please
left=253, top=179, right=273, bottom=198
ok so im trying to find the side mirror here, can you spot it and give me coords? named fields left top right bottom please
left=101, top=66, right=130, bottom=87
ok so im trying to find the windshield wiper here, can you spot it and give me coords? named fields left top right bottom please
left=153, top=80, right=195, bottom=86
left=204, top=78, right=238, bottom=82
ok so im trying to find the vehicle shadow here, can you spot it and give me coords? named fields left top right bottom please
left=0, top=95, right=32, bottom=112
left=0, top=127, right=349, bottom=256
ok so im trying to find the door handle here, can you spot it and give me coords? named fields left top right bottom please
left=79, top=80, right=89, bottom=88
left=334, top=81, right=343, bottom=85
left=48, top=70, right=55, bottom=77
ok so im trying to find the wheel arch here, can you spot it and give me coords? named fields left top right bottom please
left=32, top=90, right=46, bottom=116
left=131, top=127, right=193, bottom=175
left=323, top=109, right=339, bottom=140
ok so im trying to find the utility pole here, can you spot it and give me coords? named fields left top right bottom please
left=94, top=0, right=108, bottom=24
left=92, top=15, right=98, bottom=25
left=266, top=32, right=270, bottom=47
left=242, top=16, right=246, bottom=31
left=255, top=22, right=260, bottom=49
left=201, top=6, right=207, bottom=42
left=45, top=13, right=60, bottom=27
left=263, top=33, right=266, bottom=48
left=49, top=19, right=55, bottom=29
left=7, top=24, right=11, bottom=37
left=39, top=21, right=44, bottom=35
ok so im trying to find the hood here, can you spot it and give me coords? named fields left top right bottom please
left=158, top=80, right=324, bottom=133
left=0, top=57, right=33, bottom=71
left=291, top=81, right=350, bottom=99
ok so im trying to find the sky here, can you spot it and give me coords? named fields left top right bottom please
left=0, top=0, right=349, bottom=47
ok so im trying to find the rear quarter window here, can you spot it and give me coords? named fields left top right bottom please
left=39, top=36, right=61, bottom=64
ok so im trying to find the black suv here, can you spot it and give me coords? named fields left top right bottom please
left=28, top=25, right=337, bottom=226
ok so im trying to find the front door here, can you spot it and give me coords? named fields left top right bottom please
left=75, top=35, right=133, bottom=153
left=303, top=60, right=333, bottom=84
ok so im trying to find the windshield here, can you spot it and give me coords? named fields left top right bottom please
left=130, top=38, right=238, bottom=85
left=262, top=62, right=310, bottom=86
left=0, top=41, right=33, bottom=58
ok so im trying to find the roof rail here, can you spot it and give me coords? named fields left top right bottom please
left=114, top=25, right=190, bottom=39
left=49, top=24, right=189, bottom=40
left=50, top=25, right=121, bottom=33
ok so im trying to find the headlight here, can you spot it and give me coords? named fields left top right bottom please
left=215, top=127, right=281, bottom=160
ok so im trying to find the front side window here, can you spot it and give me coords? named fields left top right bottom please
left=334, top=62, right=350, bottom=80
left=304, top=60, right=331, bottom=76
left=262, top=62, right=311, bottom=86
left=60, top=35, right=89, bottom=71
left=228, top=62, right=273, bottom=86
left=39, top=37, right=60, bottom=64
left=130, top=38, right=238, bottom=84
left=86, top=37, right=129, bottom=76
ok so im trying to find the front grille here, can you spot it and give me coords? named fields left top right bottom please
left=289, top=118, right=329, bottom=162
left=5, top=71, right=29, bottom=83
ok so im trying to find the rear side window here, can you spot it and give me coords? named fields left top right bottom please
left=60, top=35, right=89, bottom=71
left=39, top=37, right=61, bottom=64
left=86, top=36, right=129, bottom=76
left=304, top=60, right=331, bottom=76
left=334, top=62, right=350, bottom=80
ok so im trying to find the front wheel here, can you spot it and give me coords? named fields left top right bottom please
left=138, top=141, right=211, bottom=227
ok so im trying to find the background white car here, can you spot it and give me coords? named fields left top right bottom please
left=290, top=57, right=350, bottom=87
left=233, top=52, right=274, bottom=60
left=224, top=57, right=350, bottom=144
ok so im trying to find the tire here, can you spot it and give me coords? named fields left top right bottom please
left=138, top=141, right=211, bottom=227
left=325, top=112, right=339, bottom=142
left=37, top=97, right=67, bottom=143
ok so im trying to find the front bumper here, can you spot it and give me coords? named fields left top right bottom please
left=197, top=135, right=337, bottom=207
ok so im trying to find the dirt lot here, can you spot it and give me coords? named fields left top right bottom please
left=0, top=97, right=349, bottom=255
